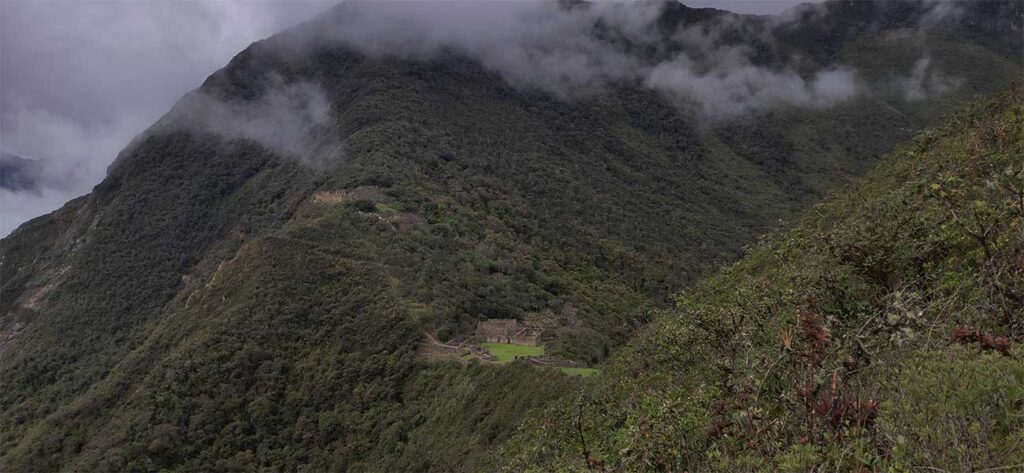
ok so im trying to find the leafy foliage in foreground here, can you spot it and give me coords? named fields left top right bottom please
left=503, top=86, right=1024, bottom=472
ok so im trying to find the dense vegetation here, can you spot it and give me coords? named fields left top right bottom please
left=1, top=1, right=1021, bottom=471
left=502, top=85, right=1024, bottom=472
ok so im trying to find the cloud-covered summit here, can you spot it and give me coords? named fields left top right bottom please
left=152, top=76, right=342, bottom=168
left=2, top=0, right=1006, bottom=236
left=277, top=0, right=967, bottom=118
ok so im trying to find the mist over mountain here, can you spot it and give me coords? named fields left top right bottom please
left=0, top=152, right=87, bottom=240
left=0, top=153, right=42, bottom=193
left=0, top=0, right=329, bottom=236
left=195, top=0, right=1002, bottom=122
left=1, top=1, right=1021, bottom=471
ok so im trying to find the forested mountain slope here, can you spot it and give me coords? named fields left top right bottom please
left=503, top=85, right=1024, bottom=472
left=1, top=1, right=1021, bottom=471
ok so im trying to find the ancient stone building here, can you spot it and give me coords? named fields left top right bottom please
left=476, top=319, right=542, bottom=346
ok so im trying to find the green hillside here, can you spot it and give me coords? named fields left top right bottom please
left=1, top=1, right=1021, bottom=471
left=502, top=85, right=1024, bottom=472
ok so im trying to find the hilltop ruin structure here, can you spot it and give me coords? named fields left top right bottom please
left=476, top=319, right=542, bottom=346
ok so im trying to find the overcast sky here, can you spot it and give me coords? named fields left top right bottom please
left=0, top=0, right=818, bottom=237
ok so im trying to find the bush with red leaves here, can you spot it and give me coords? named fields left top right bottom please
left=950, top=325, right=1013, bottom=356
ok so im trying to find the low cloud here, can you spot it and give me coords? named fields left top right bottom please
left=2, top=0, right=974, bottom=236
left=0, top=104, right=145, bottom=236
left=306, top=1, right=647, bottom=98
left=294, top=1, right=856, bottom=111
left=920, top=0, right=966, bottom=26
left=647, top=57, right=858, bottom=117
left=893, top=55, right=962, bottom=102
left=0, top=187, right=87, bottom=238
left=155, top=78, right=342, bottom=167
left=1, top=0, right=327, bottom=236
left=297, top=1, right=958, bottom=117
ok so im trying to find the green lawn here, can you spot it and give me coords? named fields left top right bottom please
left=481, top=343, right=544, bottom=363
left=559, top=367, right=600, bottom=377
left=480, top=344, right=599, bottom=376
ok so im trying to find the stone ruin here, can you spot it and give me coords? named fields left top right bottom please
left=476, top=319, right=543, bottom=346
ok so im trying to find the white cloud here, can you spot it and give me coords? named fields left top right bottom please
left=0, top=0, right=971, bottom=236
left=155, top=78, right=342, bottom=167
left=646, top=55, right=858, bottom=117
left=304, top=1, right=860, bottom=114
left=1, top=0, right=329, bottom=236
left=894, top=55, right=962, bottom=102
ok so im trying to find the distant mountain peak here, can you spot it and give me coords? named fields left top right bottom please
left=0, top=152, right=43, bottom=193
